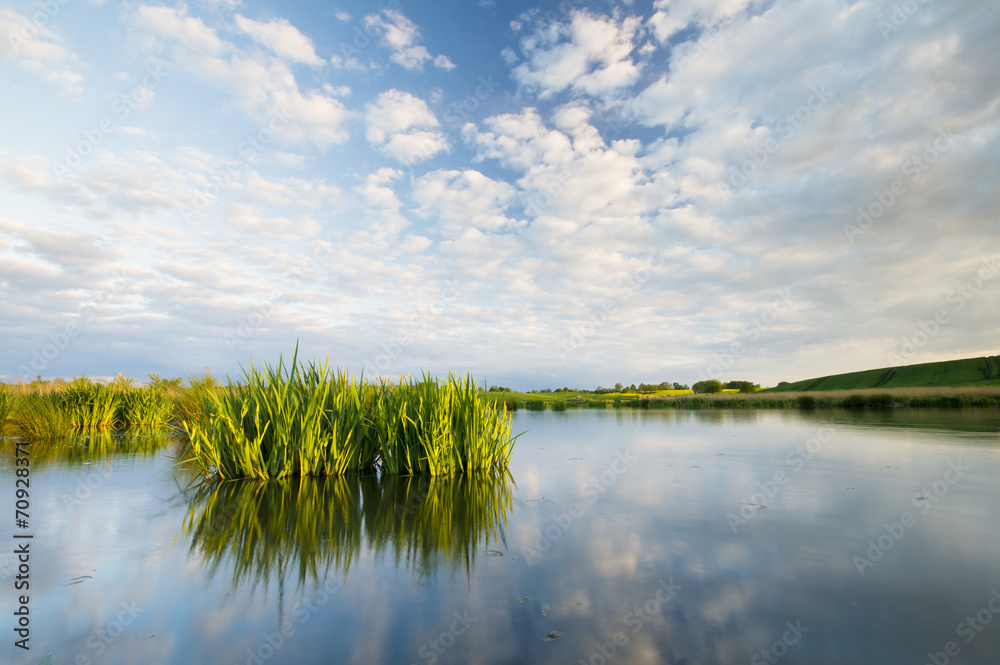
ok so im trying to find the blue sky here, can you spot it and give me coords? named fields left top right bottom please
left=1, top=0, right=997, bottom=389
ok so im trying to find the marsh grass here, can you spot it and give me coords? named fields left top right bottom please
left=117, top=388, right=174, bottom=429
left=0, top=386, right=17, bottom=436
left=183, top=351, right=518, bottom=479
left=63, top=381, right=119, bottom=430
left=8, top=392, right=73, bottom=441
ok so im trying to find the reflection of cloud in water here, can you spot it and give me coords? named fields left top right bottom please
left=499, top=410, right=1000, bottom=664
left=6, top=410, right=1000, bottom=665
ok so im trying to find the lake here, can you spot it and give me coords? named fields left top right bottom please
left=3, top=408, right=1000, bottom=665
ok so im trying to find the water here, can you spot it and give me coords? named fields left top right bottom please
left=3, top=409, right=1000, bottom=665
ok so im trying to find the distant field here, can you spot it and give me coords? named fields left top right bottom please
left=763, top=356, right=1000, bottom=392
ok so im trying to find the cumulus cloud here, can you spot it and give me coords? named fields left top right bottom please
left=128, top=4, right=349, bottom=146
left=412, top=169, right=520, bottom=233
left=363, top=9, right=454, bottom=71
left=234, top=14, right=324, bottom=66
left=511, top=10, right=642, bottom=100
left=365, top=90, right=449, bottom=164
left=0, top=8, right=85, bottom=99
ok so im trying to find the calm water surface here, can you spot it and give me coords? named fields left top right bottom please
left=3, top=409, right=1000, bottom=665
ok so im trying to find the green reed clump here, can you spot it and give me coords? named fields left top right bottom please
left=9, top=392, right=73, bottom=441
left=183, top=353, right=518, bottom=479
left=117, top=388, right=174, bottom=429
left=63, top=380, right=120, bottom=430
left=0, top=386, right=16, bottom=435
left=525, top=400, right=546, bottom=411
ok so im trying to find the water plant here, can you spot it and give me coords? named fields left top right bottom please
left=117, top=387, right=174, bottom=429
left=62, top=380, right=119, bottom=430
left=182, top=350, right=518, bottom=479
left=8, top=392, right=73, bottom=441
left=0, top=386, right=16, bottom=435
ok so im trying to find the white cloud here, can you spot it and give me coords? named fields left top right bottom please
left=412, top=169, right=520, bottom=233
left=648, top=0, right=750, bottom=43
left=363, top=9, right=452, bottom=72
left=365, top=90, right=449, bottom=164
left=234, top=15, right=324, bottom=66
left=433, top=54, right=456, bottom=70
left=511, top=10, right=642, bottom=100
left=128, top=5, right=350, bottom=146
left=0, top=8, right=85, bottom=99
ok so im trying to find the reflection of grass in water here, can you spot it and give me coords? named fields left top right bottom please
left=0, top=430, right=175, bottom=468
left=182, top=471, right=513, bottom=594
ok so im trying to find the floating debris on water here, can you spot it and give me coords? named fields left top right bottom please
left=542, top=631, right=563, bottom=642
left=518, top=596, right=533, bottom=603
left=65, top=575, right=93, bottom=586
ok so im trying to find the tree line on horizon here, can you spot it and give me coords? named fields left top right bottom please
left=486, top=380, right=762, bottom=395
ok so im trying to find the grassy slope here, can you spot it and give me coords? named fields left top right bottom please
left=765, top=355, right=1000, bottom=392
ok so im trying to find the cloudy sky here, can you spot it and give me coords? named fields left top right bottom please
left=1, top=0, right=997, bottom=389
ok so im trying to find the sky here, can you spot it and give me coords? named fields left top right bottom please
left=0, top=0, right=997, bottom=390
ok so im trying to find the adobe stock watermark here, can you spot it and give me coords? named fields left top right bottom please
left=578, top=578, right=682, bottom=665
left=750, top=619, right=809, bottom=665
left=878, top=0, right=936, bottom=40
left=207, top=0, right=241, bottom=20
left=444, top=75, right=501, bottom=129
left=669, top=13, right=735, bottom=71
left=887, top=254, right=998, bottom=364
left=6, top=0, right=73, bottom=54
left=52, top=62, right=171, bottom=181
left=221, top=290, right=286, bottom=353
left=555, top=247, right=670, bottom=361
left=57, top=465, right=113, bottom=513
left=178, top=107, right=294, bottom=222
left=721, top=84, right=834, bottom=192
left=72, top=600, right=145, bottom=665
left=222, top=237, right=339, bottom=351
left=362, top=280, right=462, bottom=377
left=843, top=127, right=957, bottom=243
left=697, top=287, right=795, bottom=383
left=924, top=588, right=1000, bottom=665
left=244, top=578, right=343, bottom=665
left=16, top=271, right=130, bottom=380
left=852, top=458, right=970, bottom=576
left=333, top=0, right=403, bottom=68
left=726, top=423, right=834, bottom=533
left=411, top=609, right=477, bottom=665
left=520, top=448, right=637, bottom=565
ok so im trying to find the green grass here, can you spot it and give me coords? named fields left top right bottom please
left=765, top=355, right=1000, bottom=392
left=0, top=386, right=17, bottom=436
left=182, top=350, right=518, bottom=479
left=62, top=382, right=119, bottom=430
left=8, top=392, right=73, bottom=441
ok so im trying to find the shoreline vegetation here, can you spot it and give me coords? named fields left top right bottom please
left=1, top=351, right=518, bottom=480
left=482, top=385, right=1000, bottom=412
left=2, top=355, right=997, bottom=451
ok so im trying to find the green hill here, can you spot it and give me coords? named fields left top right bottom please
left=768, top=355, right=1000, bottom=392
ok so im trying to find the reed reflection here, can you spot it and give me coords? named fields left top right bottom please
left=182, top=471, right=514, bottom=594
left=0, top=430, right=174, bottom=468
